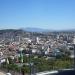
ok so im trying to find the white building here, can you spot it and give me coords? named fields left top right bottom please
left=36, top=37, right=40, bottom=44
left=73, top=36, right=75, bottom=44
left=0, top=52, right=3, bottom=56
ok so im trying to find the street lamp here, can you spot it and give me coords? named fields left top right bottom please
left=19, top=48, right=24, bottom=63
left=19, top=47, right=24, bottom=75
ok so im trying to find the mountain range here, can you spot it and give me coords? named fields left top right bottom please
left=21, top=27, right=75, bottom=32
left=0, top=27, right=75, bottom=33
left=21, top=27, right=54, bottom=32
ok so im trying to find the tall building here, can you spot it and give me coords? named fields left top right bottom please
left=57, top=35, right=59, bottom=39
left=47, top=45, right=51, bottom=53
left=73, top=36, right=75, bottom=44
left=36, top=37, right=40, bottom=44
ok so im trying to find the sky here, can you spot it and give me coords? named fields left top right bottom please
left=0, top=0, right=75, bottom=30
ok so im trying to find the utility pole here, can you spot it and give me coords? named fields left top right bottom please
left=73, top=43, right=75, bottom=69
left=6, top=58, right=9, bottom=72
left=28, top=43, right=32, bottom=75
left=19, top=48, right=24, bottom=75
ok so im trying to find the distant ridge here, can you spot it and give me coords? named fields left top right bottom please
left=0, top=28, right=75, bottom=33
left=21, top=27, right=75, bottom=32
left=21, top=27, right=54, bottom=32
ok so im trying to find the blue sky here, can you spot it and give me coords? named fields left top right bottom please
left=0, top=0, right=75, bottom=30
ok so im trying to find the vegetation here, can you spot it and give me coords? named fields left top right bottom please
left=1, top=55, right=74, bottom=74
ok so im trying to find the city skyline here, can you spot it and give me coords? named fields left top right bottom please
left=0, top=0, right=74, bottom=30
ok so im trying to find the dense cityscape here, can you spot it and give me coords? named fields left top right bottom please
left=0, top=0, right=75, bottom=74
left=0, top=29, right=74, bottom=75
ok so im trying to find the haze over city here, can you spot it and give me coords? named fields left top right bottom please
left=0, top=0, right=74, bottom=30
